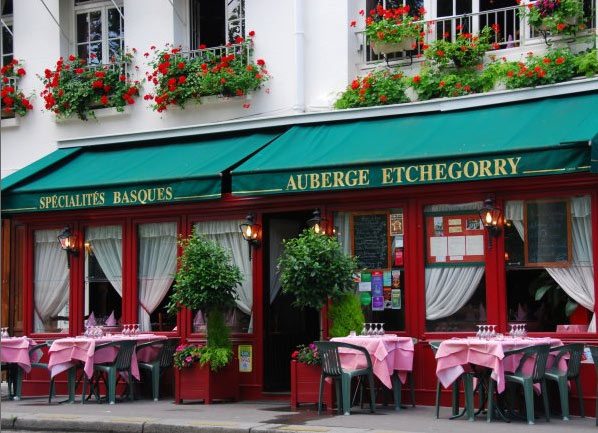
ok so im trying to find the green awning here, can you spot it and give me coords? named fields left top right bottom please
left=2, top=132, right=277, bottom=213
left=232, top=93, right=598, bottom=196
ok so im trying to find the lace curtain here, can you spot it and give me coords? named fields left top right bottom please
left=194, top=220, right=253, bottom=332
left=138, top=222, right=177, bottom=332
left=425, top=202, right=485, bottom=320
left=505, top=196, right=595, bottom=331
left=86, top=225, right=123, bottom=296
left=34, top=229, right=70, bottom=333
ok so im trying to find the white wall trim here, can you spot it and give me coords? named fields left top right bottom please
left=57, top=76, right=598, bottom=148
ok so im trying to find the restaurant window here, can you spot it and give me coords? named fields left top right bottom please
left=504, top=196, right=594, bottom=332
left=334, top=209, right=406, bottom=332
left=1, top=0, right=13, bottom=66
left=424, top=202, right=487, bottom=332
left=74, top=0, right=124, bottom=64
left=33, top=229, right=70, bottom=333
left=191, top=220, right=252, bottom=334
left=84, top=225, right=122, bottom=327
left=189, top=0, right=244, bottom=50
left=138, top=222, right=177, bottom=332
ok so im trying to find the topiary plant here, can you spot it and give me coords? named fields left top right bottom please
left=277, top=228, right=358, bottom=310
left=328, top=292, right=365, bottom=338
left=166, top=232, right=242, bottom=370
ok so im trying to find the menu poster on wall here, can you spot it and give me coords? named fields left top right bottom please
left=390, top=213, right=404, bottom=235
left=371, top=271, right=384, bottom=311
left=391, top=289, right=401, bottom=309
left=383, top=287, right=392, bottom=309
left=425, top=212, right=485, bottom=265
left=383, top=271, right=392, bottom=286
left=391, top=270, right=401, bottom=288
left=372, top=296, right=384, bottom=311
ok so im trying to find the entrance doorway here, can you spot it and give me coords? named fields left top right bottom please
left=263, top=212, right=320, bottom=392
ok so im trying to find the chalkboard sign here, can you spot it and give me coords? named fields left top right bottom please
left=351, top=212, right=389, bottom=270
left=524, top=199, right=571, bottom=267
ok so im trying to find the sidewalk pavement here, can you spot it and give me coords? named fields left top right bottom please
left=1, top=395, right=596, bottom=433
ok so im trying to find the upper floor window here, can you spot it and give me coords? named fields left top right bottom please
left=74, top=0, right=123, bottom=64
left=189, top=0, right=244, bottom=49
left=1, top=0, right=13, bottom=66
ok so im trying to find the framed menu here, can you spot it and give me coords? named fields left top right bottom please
left=351, top=211, right=390, bottom=270
left=524, top=199, right=571, bottom=267
left=425, top=212, right=485, bottom=265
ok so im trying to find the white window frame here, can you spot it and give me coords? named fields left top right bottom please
left=72, top=0, right=124, bottom=63
left=187, top=0, right=245, bottom=50
left=1, top=12, right=13, bottom=67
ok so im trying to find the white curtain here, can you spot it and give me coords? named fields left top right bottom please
left=425, top=202, right=485, bottom=320
left=86, top=226, right=123, bottom=296
left=194, top=220, right=253, bottom=332
left=506, top=196, right=595, bottom=331
left=333, top=212, right=352, bottom=256
left=138, top=222, right=177, bottom=332
left=34, top=229, right=70, bottom=333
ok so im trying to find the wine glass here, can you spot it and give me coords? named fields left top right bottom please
left=361, top=323, right=367, bottom=336
left=123, top=324, right=130, bottom=336
left=134, top=324, right=139, bottom=335
left=476, top=325, right=482, bottom=338
left=490, top=325, right=497, bottom=339
left=522, top=323, right=528, bottom=338
left=482, top=325, right=489, bottom=340
left=380, top=323, right=385, bottom=336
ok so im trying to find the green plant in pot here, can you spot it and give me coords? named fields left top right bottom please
left=277, top=228, right=358, bottom=336
left=167, top=232, right=242, bottom=371
left=328, top=292, right=365, bottom=338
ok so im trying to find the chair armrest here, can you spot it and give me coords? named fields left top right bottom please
left=135, top=340, right=165, bottom=352
left=29, top=341, right=51, bottom=355
left=335, top=342, right=373, bottom=370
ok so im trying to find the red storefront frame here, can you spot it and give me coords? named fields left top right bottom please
left=5, top=172, right=598, bottom=412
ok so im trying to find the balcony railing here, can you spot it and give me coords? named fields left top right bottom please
left=179, top=42, right=251, bottom=64
left=357, top=4, right=597, bottom=66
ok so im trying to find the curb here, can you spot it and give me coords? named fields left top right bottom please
left=2, top=413, right=395, bottom=433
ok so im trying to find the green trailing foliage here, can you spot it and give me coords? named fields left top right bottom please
left=277, top=228, right=358, bottom=310
left=328, top=292, right=365, bottom=338
left=334, top=70, right=409, bottom=109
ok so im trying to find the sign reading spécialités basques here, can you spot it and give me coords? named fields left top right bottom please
left=38, top=186, right=174, bottom=210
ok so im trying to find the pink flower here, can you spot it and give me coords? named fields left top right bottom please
left=186, top=356, right=192, bottom=362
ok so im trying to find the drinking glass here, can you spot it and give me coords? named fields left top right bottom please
left=482, top=325, right=489, bottom=340
left=380, top=323, right=385, bottom=336
left=522, top=323, right=528, bottom=338
left=476, top=325, right=481, bottom=338
left=134, top=324, right=139, bottom=335
left=123, top=324, right=130, bottom=336
left=490, top=325, right=497, bottom=339
left=361, top=323, right=367, bottom=336
left=373, top=323, right=380, bottom=336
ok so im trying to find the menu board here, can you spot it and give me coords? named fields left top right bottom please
left=351, top=212, right=389, bottom=270
left=425, top=213, right=485, bottom=265
left=524, top=199, right=571, bottom=267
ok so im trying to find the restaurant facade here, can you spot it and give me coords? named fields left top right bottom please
left=2, top=87, right=598, bottom=413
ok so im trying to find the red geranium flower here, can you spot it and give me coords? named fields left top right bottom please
left=248, top=30, right=255, bottom=37
left=256, top=59, right=265, bottom=66
left=350, top=20, right=356, bottom=27
left=556, top=57, right=565, bottom=64
left=100, top=95, right=108, bottom=105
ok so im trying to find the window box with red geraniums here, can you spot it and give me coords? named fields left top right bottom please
left=39, top=51, right=142, bottom=121
left=146, top=32, right=270, bottom=113
left=518, top=0, right=585, bottom=37
left=424, top=26, right=494, bottom=70
left=1, top=59, right=33, bottom=119
left=363, top=5, right=427, bottom=55
left=334, top=69, right=409, bottom=109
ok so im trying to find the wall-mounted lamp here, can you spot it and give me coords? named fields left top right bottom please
left=57, top=227, right=78, bottom=267
left=479, top=197, right=502, bottom=249
left=307, top=209, right=329, bottom=235
left=239, top=214, right=261, bottom=260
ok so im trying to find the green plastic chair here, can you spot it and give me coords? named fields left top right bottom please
left=487, top=344, right=551, bottom=425
left=545, top=343, right=584, bottom=421
left=315, top=341, right=376, bottom=416
left=587, top=345, right=598, bottom=426
left=82, top=340, right=137, bottom=404
left=429, top=340, right=474, bottom=421
left=135, top=338, right=179, bottom=401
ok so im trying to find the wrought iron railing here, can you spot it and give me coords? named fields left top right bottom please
left=357, top=4, right=597, bottom=66
left=179, top=42, right=250, bottom=64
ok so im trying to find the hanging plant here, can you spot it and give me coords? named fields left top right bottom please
left=145, top=32, right=270, bottom=112
left=1, top=59, right=33, bottom=118
left=39, top=51, right=142, bottom=121
left=518, top=0, right=585, bottom=37
left=363, top=4, right=427, bottom=54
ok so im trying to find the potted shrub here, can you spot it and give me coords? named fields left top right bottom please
left=167, top=233, right=243, bottom=404
left=364, top=5, right=427, bottom=55
left=328, top=292, right=365, bottom=338
left=519, top=0, right=585, bottom=36
left=290, top=343, right=335, bottom=413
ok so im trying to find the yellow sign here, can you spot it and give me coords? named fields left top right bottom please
left=238, top=344, right=252, bottom=373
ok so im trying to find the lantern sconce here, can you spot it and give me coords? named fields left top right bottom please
left=239, top=214, right=261, bottom=260
left=57, top=227, right=78, bottom=267
left=479, top=197, right=503, bottom=249
left=307, top=209, right=329, bottom=235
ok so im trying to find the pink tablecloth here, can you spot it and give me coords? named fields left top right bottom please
left=556, top=324, right=588, bottom=333
left=436, top=337, right=564, bottom=394
left=1, top=337, right=40, bottom=373
left=331, top=335, right=414, bottom=389
left=48, top=334, right=167, bottom=380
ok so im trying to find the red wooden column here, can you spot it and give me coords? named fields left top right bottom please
left=593, top=190, right=598, bottom=333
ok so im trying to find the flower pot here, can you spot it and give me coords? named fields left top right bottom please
left=370, top=38, right=416, bottom=55
left=538, top=13, right=580, bottom=31
left=290, top=360, right=335, bottom=413
left=174, top=359, right=239, bottom=404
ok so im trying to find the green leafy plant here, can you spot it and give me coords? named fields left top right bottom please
left=167, top=233, right=242, bottom=370
left=411, top=67, right=489, bottom=101
left=502, top=49, right=576, bottom=89
left=278, top=228, right=358, bottom=310
left=334, top=70, right=409, bottom=109
left=146, top=33, right=269, bottom=112
left=328, top=292, right=365, bottom=338
left=572, top=49, right=598, bottom=77
left=364, top=4, right=427, bottom=47
left=519, top=0, right=585, bottom=36
left=291, top=343, right=321, bottom=365
left=39, top=52, right=141, bottom=120
left=174, top=343, right=203, bottom=369
left=424, top=26, right=494, bottom=69
left=1, top=59, right=33, bottom=118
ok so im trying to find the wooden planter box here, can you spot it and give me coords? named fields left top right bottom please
left=290, top=360, right=335, bottom=413
left=174, top=360, right=239, bottom=404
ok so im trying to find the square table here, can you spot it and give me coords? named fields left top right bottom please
left=1, top=336, right=40, bottom=374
